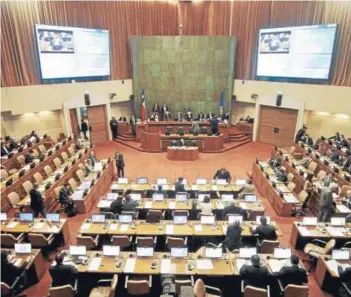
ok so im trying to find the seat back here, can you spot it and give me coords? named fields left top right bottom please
left=260, top=240, right=280, bottom=253
left=68, top=147, right=75, bottom=156
left=68, top=178, right=77, bottom=191
left=38, top=144, right=46, bottom=153
left=112, top=236, right=132, bottom=248
left=146, top=209, right=163, bottom=222
left=288, top=146, right=296, bottom=155
left=167, top=236, right=186, bottom=249
left=317, top=170, right=326, bottom=181
left=307, top=161, right=317, bottom=173
left=0, top=282, right=11, bottom=297
left=61, top=152, right=69, bottom=161
left=173, top=210, right=189, bottom=217
left=298, top=191, right=308, bottom=203
left=44, top=165, right=53, bottom=176
left=28, top=233, right=49, bottom=247
left=175, top=278, right=192, bottom=295
left=22, top=180, right=33, bottom=194
left=126, top=278, right=150, bottom=295
left=194, top=279, right=206, bottom=297
left=1, top=169, right=9, bottom=179
left=78, top=163, right=84, bottom=170
left=284, top=285, right=309, bottom=297
left=33, top=172, right=43, bottom=183
left=244, top=286, right=267, bottom=297
left=32, top=149, right=39, bottom=158
left=76, top=170, right=85, bottom=182
left=54, top=186, right=63, bottom=197
left=287, top=173, right=294, bottom=182
left=108, top=275, right=118, bottom=297
left=323, top=239, right=336, bottom=254
left=100, top=212, right=116, bottom=220
left=49, top=285, right=75, bottom=297
left=7, top=192, right=20, bottom=208
left=53, top=157, right=62, bottom=168
left=287, top=182, right=296, bottom=192
left=77, top=236, right=96, bottom=250
left=1, top=233, right=17, bottom=246
left=136, top=237, right=155, bottom=247
left=340, top=185, right=351, bottom=198
left=17, top=155, right=25, bottom=167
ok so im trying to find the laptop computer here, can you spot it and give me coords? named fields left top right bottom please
left=205, top=247, right=223, bottom=258
left=221, top=194, right=234, bottom=202
left=200, top=215, right=215, bottom=225
left=171, top=247, right=188, bottom=258
left=15, top=243, right=32, bottom=254
left=156, top=178, right=168, bottom=185
left=136, top=247, right=154, bottom=257
left=91, top=214, right=106, bottom=223
left=235, top=179, right=247, bottom=186
left=130, top=193, right=141, bottom=201
left=244, top=195, right=257, bottom=202
left=152, top=193, right=164, bottom=201
left=173, top=215, right=188, bottom=225
left=302, top=217, right=318, bottom=226
left=330, top=217, right=346, bottom=226
left=256, top=216, right=271, bottom=224
left=106, top=193, right=118, bottom=200
left=119, top=214, right=133, bottom=224
left=0, top=213, right=7, bottom=221
left=103, top=245, right=120, bottom=257
left=19, top=213, right=33, bottom=222
left=175, top=193, right=188, bottom=202
left=274, top=248, right=291, bottom=259
left=332, top=249, right=350, bottom=260
left=117, top=178, right=128, bottom=184
left=137, top=177, right=148, bottom=184
left=198, top=194, right=210, bottom=202
left=196, top=178, right=207, bottom=185
left=46, top=213, right=60, bottom=223
left=228, top=215, right=243, bottom=224
left=239, top=247, right=257, bottom=258
left=69, top=245, right=87, bottom=256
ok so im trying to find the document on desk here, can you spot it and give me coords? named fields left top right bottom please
left=171, top=185, right=175, bottom=191
left=72, top=190, right=85, bottom=200
left=168, top=202, right=176, bottom=209
left=124, top=258, right=136, bottom=273
left=325, top=227, right=346, bottom=237
left=196, top=260, right=213, bottom=270
left=166, top=225, right=174, bottom=235
left=77, top=181, right=91, bottom=190
left=284, top=194, right=299, bottom=203
left=33, top=222, right=45, bottom=229
left=336, top=204, right=351, bottom=213
left=161, top=259, right=171, bottom=274
left=98, top=200, right=112, bottom=208
left=119, top=224, right=129, bottom=232
left=212, top=185, right=218, bottom=191
left=298, top=226, right=310, bottom=236
left=163, top=185, right=169, bottom=190
left=6, top=222, right=19, bottom=228
left=109, top=224, right=118, bottom=231
left=268, top=259, right=286, bottom=273
left=239, top=202, right=247, bottom=210
left=191, top=185, right=198, bottom=191
left=145, top=201, right=153, bottom=209
left=81, top=223, right=91, bottom=231
left=88, top=258, right=102, bottom=271
left=93, top=163, right=103, bottom=172
left=194, top=225, right=203, bottom=232
left=216, top=202, right=224, bottom=209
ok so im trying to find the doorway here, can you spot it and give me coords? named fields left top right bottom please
left=87, top=105, right=109, bottom=145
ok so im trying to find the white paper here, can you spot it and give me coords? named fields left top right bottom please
left=161, top=259, right=171, bottom=274
left=6, top=222, right=19, bottom=228
left=327, top=260, right=340, bottom=276
left=88, top=258, right=102, bottom=271
left=81, top=223, right=91, bottom=230
left=93, top=163, right=103, bottom=172
left=325, top=227, right=346, bottom=237
left=284, top=194, right=299, bottom=203
left=119, top=224, right=129, bottom=232
left=109, top=224, right=118, bottom=230
left=72, top=190, right=85, bottom=200
left=131, top=184, right=137, bottom=189
left=77, top=181, right=91, bottom=190
left=145, top=201, right=153, bottom=209
left=298, top=226, right=310, bottom=236
left=124, top=258, right=136, bottom=273
left=336, top=204, right=351, bottom=213
left=239, top=202, right=247, bottom=210
left=166, top=225, right=174, bottom=235
left=169, top=202, right=176, bottom=209
left=268, top=259, right=285, bottom=273
left=196, top=259, right=213, bottom=270
left=192, top=185, right=198, bottom=191
left=163, top=185, right=169, bottom=190
left=33, top=223, right=45, bottom=229
left=222, top=225, right=227, bottom=234
left=212, top=185, right=218, bottom=191
left=194, top=225, right=203, bottom=232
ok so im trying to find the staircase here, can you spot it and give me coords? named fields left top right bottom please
left=117, top=132, right=136, bottom=142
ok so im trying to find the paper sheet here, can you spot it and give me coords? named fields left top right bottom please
left=166, top=225, right=174, bottom=235
left=222, top=225, right=227, bottom=234
left=284, top=194, right=299, bottom=203
left=268, top=259, right=286, bottom=273
left=212, top=185, right=218, bottom=191
left=239, top=202, right=248, bottom=210
left=326, top=260, right=340, bottom=276
left=168, top=202, right=176, bottom=209
left=145, top=201, right=153, bottom=209
left=72, top=191, right=84, bottom=200
left=194, top=225, right=203, bottom=232
left=33, top=223, right=45, bottom=229
left=81, top=223, right=91, bottom=230
left=163, top=185, right=169, bottom=190
left=171, top=185, right=175, bottom=191
left=109, top=224, right=118, bottom=230
left=119, top=224, right=129, bottom=232
left=298, top=226, right=310, bottom=236
left=336, top=204, right=351, bottom=213
left=88, top=258, right=102, bottom=271
left=161, top=259, right=171, bottom=274
left=192, top=185, right=198, bottom=191
left=6, top=222, right=19, bottom=228
left=111, top=184, right=119, bottom=190
left=196, top=260, right=213, bottom=270
left=124, top=258, right=136, bottom=273
left=325, top=227, right=346, bottom=237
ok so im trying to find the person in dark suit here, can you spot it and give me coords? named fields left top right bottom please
left=213, top=168, right=231, bottom=183
left=269, top=152, right=282, bottom=168
left=9, top=138, right=18, bottom=150
left=80, top=119, right=89, bottom=140
left=1, top=143, right=11, bottom=156
left=338, top=265, right=351, bottom=297
left=88, top=151, right=97, bottom=167
left=223, top=220, right=242, bottom=251
left=30, top=183, right=46, bottom=218
left=154, top=185, right=168, bottom=198
left=329, top=132, right=341, bottom=142
left=49, top=252, right=79, bottom=288
left=210, top=115, right=219, bottom=134
left=198, top=112, right=206, bottom=121
left=110, top=117, right=118, bottom=139
left=1, top=250, right=30, bottom=288
left=338, top=135, right=347, bottom=147
left=175, top=177, right=186, bottom=193
left=161, top=103, right=170, bottom=120
left=318, top=183, right=337, bottom=222
left=223, top=201, right=248, bottom=220
left=109, top=197, right=124, bottom=215
left=25, top=150, right=34, bottom=164
left=323, top=173, right=337, bottom=187
left=240, top=254, right=270, bottom=289
left=29, top=131, right=40, bottom=142
left=123, top=194, right=139, bottom=212
left=59, top=183, right=73, bottom=208
left=251, top=216, right=277, bottom=243
left=152, top=103, right=160, bottom=114
left=206, top=110, right=214, bottom=120
left=304, top=134, right=313, bottom=146
left=275, top=167, right=288, bottom=183
left=342, top=152, right=351, bottom=170
left=116, top=152, right=125, bottom=178
left=329, top=148, right=340, bottom=163
left=130, top=115, right=137, bottom=136
left=295, top=125, right=306, bottom=143
left=278, top=254, right=308, bottom=288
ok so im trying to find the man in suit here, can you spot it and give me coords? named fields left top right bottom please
left=80, top=119, right=89, bottom=140
left=49, top=252, right=79, bottom=288
left=154, top=185, right=167, bottom=198
left=123, top=194, right=139, bottom=212
left=109, top=116, right=118, bottom=139
left=251, top=216, right=277, bottom=243
left=198, top=112, right=206, bottom=121
left=116, top=152, right=125, bottom=178
left=295, top=125, right=306, bottom=143
left=275, top=167, right=288, bottom=183
left=238, top=180, right=255, bottom=198
left=25, top=150, right=34, bottom=164
left=210, top=114, right=219, bottom=134
left=206, top=110, right=214, bottom=120
left=213, top=168, right=231, bottom=183
left=304, top=134, right=313, bottom=146
left=278, top=254, right=308, bottom=288
left=184, top=103, right=192, bottom=121
left=161, top=103, right=170, bottom=120
left=130, top=115, right=137, bottom=136
left=318, top=183, right=338, bottom=222
left=342, top=152, right=351, bottom=170
left=175, top=111, right=184, bottom=121
left=338, top=134, right=347, bottom=147
left=299, top=153, right=312, bottom=168
left=109, top=197, right=124, bottom=215
left=175, top=177, right=186, bottom=193
left=59, top=183, right=74, bottom=210
left=223, top=201, right=248, bottom=220
left=323, top=173, right=337, bottom=187
left=270, top=153, right=282, bottom=168
left=1, top=250, right=30, bottom=288
left=152, top=103, right=160, bottom=114
left=223, top=220, right=242, bottom=251
left=330, top=132, right=341, bottom=142
left=240, top=254, right=270, bottom=289
left=30, top=183, right=46, bottom=218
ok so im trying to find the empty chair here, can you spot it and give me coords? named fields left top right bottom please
left=243, top=286, right=267, bottom=297
left=1, top=169, right=9, bottom=179
left=175, top=276, right=194, bottom=295
left=7, top=192, right=21, bottom=209
left=17, top=155, right=25, bottom=167
left=61, top=152, right=69, bottom=161
left=278, top=283, right=309, bottom=297
left=38, top=144, right=46, bottom=154
left=89, top=274, right=118, bottom=297
left=288, top=146, right=296, bottom=155
left=292, top=190, right=309, bottom=216
left=53, top=157, right=62, bottom=168
left=194, top=278, right=222, bottom=297
left=76, top=170, right=85, bottom=183
left=68, top=178, right=77, bottom=191
left=1, top=233, right=25, bottom=247
left=49, top=283, right=77, bottom=297
left=111, top=236, right=133, bottom=250
left=125, top=275, right=152, bottom=295
left=166, top=237, right=188, bottom=249
left=22, top=180, right=33, bottom=194
left=78, top=163, right=85, bottom=170
left=33, top=172, right=43, bottom=183
left=259, top=240, right=280, bottom=253
left=68, top=147, right=75, bottom=156
left=136, top=237, right=156, bottom=248
left=77, top=235, right=100, bottom=250
left=303, top=239, right=335, bottom=271
left=287, top=173, right=294, bottom=182
left=32, top=149, right=40, bottom=158
left=146, top=209, right=164, bottom=223
left=316, top=170, right=326, bottom=181
left=287, top=182, right=296, bottom=192
left=44, top=165, right=53, bottom=177
left=306, top=161, right=317, bottom=174
left=28, top=233, right=55, bottom=247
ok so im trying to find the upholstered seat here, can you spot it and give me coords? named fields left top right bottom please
left=243, top=286, right=268, bottom=297
left=259, top=240, right=279, bottom=253
left=194, top=278, right=222, bottom=297
left=125, top=275, right=152, bottom=295
left=89, top=275, right=118, bottom=297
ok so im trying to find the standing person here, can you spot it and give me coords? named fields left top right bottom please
left=210, top=114, right=219, bottom=135
left=301, top=173, right=314, bottom=213
left=175, top=177, right=186, bottom=193
left=191, top=117, right=200, bottom=134
left=80, top=119, right=89, bottom=140
left=30, top=183, right=46, bottom=218
left=116, top=152, right=125, bottom=178
left=295, top=125, right=307, bottom=143
left=130, top=115, right=136, bottom=136
left=213, top=168, right=232, bottom=183
left=88, top=151, right=97, bottom=167
left=318, top=183, right=338, bottom=222
left=110, top=117, right=118, bottom=139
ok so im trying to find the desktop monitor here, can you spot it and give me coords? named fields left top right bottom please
left=19, top=213, right=33, bottom=222
left=180, top=178, right=188, bottom=185
left=200, top=215, right=215, bottom=225
left=175, top=193, right=188, bottom=202
left=256, top=216, right=271, bottom=224
left=106, top=193, right=118, bottom=200
left=332, top=249, right=350, bottom=260
left=152, top=193, right=164, bottom=201
left=239, top=247, right=257, bottom=258
left=46, top=213, right=60, bottom=223
left=274, top=248, right=292, bottom=259
left=103, top=245, right=120, bottom=257
left=205, top=247, right=223, bottom=258
left=173, top=215, right=188, bottom=225
left=15, top=243, right=32, bottom=254
left=171, top=247, right=188, bottom=258
left=331, top=217, right=345, bottom=226
left=221, top=194, right=234, bottom=202
left=117, top=178, right=128, bottom=184
left=137, top=177, right=148, bottom=184
left=235, top=179, right=247, bottom=186
left=130, top=193, right=141, bottom=201
left=196, top=178, right=207, bottom=185
left=303, top=217, right=318, bottom=226
left=216, top=179, right=227, bottom=185
left=198, top=194, right=210, bottom=202
left=69, top=245, right=87, bottom=256
left=136, top=247, right=154, bottom=257
left=0, top=213, right=7, bottom=221
left=119, top=214, right=133, bottom=224
left=156, top=178, right=168, bottom=185
left=91, top=214, right=106, bottom=223
left=228, top=215, right=243, bottom=224
left=244, top=195, right=257, bottom=202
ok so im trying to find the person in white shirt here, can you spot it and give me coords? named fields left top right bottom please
left=198, top=196, right=213, bottom=216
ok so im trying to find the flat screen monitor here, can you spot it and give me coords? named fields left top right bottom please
left=239, top=247, right=257, bottom=258
left=106, top=193, right=118, bottom=200
left=171, top=247, right=188, bottom=258
left=152, top=193, right=164, bottom=201
left=175, top=193, right=188, bottom=202
left=244, top=195, right=257, bottom=202
left=302, top=217, right=318, bottom=226
left=46, top=213, right=60, bottom=223
left=19, top=213, right=33, bottom=222
left=15, top=243, right=32, bottom=254
left=235, top=179, right=247, bottom=185
left=137, top=177, right=148, bottom=184
left=69, top=245, right=87, bottom=256
left=198, top=194, right=210, bottom=202
left=221, top=194, right=234, bottom=202
left=156, top=178, right=167, bottom=185
left=173, top=215, right=187, bottom=225
left=205, top=247, right=223, bottom=258
left=330, top=217, right=345, bottom=226
left=200, top=215, right=215, bottom=225
left=103, top=245, right=120, bottom=257
left=119, top=214, right=133, bottom=224
left=91, top=214, right=106, bottom=223
left=274, top=248, right=292, bottom=259
left=256, top=216, right=271, bottom=225
left=216, top=179, right=227, bottom=185
left=196, top=178, right=207, bottom=185
left=0, top=213, right=7, bottom=221
left=136, top=247, right=154, bottom=257
left=332, top=249, right=350, bottom=260
left=117, top=178, right=128, bottom=184
left=228, top=215, right=243, bottom=224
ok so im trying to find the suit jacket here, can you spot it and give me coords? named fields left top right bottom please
left=223, top=224, right=242, bottom=250
left=152, top=106, right=160, bottom=113
left=319, top=187, right=334, bottom=210
left=213, top=170, right=231, bottom=182
left=192, top=121, right=200, bottom=134
left=1, top=146, right=10, bottom=156
left=210, top=118, right=219, bottom=131
left=343, top=157, right=351, bottom=170
left=323, top=175, right=337, bottom=187
left=81, top=122, right=88, bottom=132
left=339, top=266, right=351, bottom=283
left=295, top=129, right=305, bottom=143
left=160, top=105, right=169, bottom=114
left=59, top=187, right=71, bottom=203
left=25, top=154, right=34, bottom=164
left=110, top=119, right=118, bottom=130
left=240, top=264, right=270, bottom=289
left=30, top=189, right=44, bottom=211
left=175, top=181, right=185, bottom=193
left=1, top=258, right=28, bottom=286
left=49, top=264, right=79, bottom=287
left=223, top=205, right=247, bottom=220
left=123, top=201, right=139, bottom=212
left=277, top=172, right=288, bottom=183
left=253, top=224, right=277, bottom=241
left=198, top=113, right=205, bottom=121
left=116, top=156, right=125, bottom=168
left=339, top=138, right=347, bottom=147
left=109, top=200, right=123, bottom=215
left=278, top=265, right=308, bottom=288
left=305, top=137, right=313, bottom=146
left=330, top=152, right=340, bottom=163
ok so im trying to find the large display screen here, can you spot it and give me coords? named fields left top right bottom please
left=35, top=24, right=110, bottom=80
left=256, top=24, right=337, bottom=80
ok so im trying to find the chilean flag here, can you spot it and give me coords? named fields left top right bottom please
left=140, top=89, right=146, bottom=121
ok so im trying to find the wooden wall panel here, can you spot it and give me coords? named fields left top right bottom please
left=87, top=105, right=108, bottom=145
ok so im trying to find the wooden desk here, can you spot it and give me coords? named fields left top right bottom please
left=161, top=134, right=224, bottom=152
left=167, top=147, right=199, bottom=161
left=140, top=132, right=161, bottom=152
left=236, top=122, right=253, bottom=134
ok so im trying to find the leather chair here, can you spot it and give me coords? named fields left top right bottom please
left=68, top=178, right=78, bottom=191
left=287, top=182, right=296, bottom=192
left=315, top=170, right=326, bottom=181
left=1, top=233, right=25, bottom=247
left=33, top=172, right=43, bottom=183
left=22, top=180, right=33, bottom=194
left=1, top=169, right=9, bottom=179
left=166, top=236, right=188, bottom=249
left=53, top=157, right=62, bottom=168
left=288, top=146, right=296, bottom=155
left=68, top=147, right=75, bottom=157
left=7, top=192, right=21, bottom=209
left=175, top=276, right=194, bottom=295
left=165, top=126, right=172, bottom=136
left=340, top=283, right=351, bottom=297
left=178, top=127, right=185, bottom=136
left=243, top=285, right=269, bottom=297
left=292, top=190, right=309, bottom=216
left=77, top=235, right=100, bottom=250
left=111, top=236, right=133, bottom=250
left=44, top=165, right=53, bottom=177
left=278, top=281, right=309, bottom=297
left=78, top=163, right=85, bottom=170
left=38, top=144, right=46, bottom=154
left=28, top=233, right=55, bottom=247
left=259, top=240, right=280, bottom=253
left=89, top=274, right=118, bottom=297
left=194, top=278, right=222, bottom=297
left=248, top=210, right=264, bottom=221
left=49, top=280, right=77, bottom=297
left=303, top=239, right=335, bottom=271
left=287, top=173, right=294, bottom=182
left=306, top=161, right=317, bottom=175
left=17, top=155, right=25, bottom=167
left=125, top=275, right=152, bottom=295
left=100, top=212, right=117, bottom=220
left=61, top=152, right=69, bottom=161
left=146, top=209, right=164, bottom=223
left=0, top=282, right=12, bottom=297
left=32, top=149, right=40, bottom=158
left=76, top=170, right=85, bottom=183
left=136, top=236, right=157, bottom=248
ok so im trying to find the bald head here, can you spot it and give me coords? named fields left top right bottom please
left=329, top=183, right=338, bottom=192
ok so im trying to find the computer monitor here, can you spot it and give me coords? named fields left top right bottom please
left=180, top=178, right=188, bottom=185
left=244, top=195, right=257, bottom=202
left=235, top=179, right=247, bottom=186
left=239, top=247, right=257, bottom=258
left=106, top=193, right=118, bottom=200
left=332, top=249, right=350, bottom=260
left=173, top=215, right=188, bottom=225
left=103, top=245, right=120, bottom=257
left=46, top=213, right=60, bottom=223
left=156, top=178, right=168, bottom=185
left=136, top=247, right=154, bottom=257
left=302, top=217, right=318, bottom=226
left=130, top=193, right=141, bottom=201
left=196, top=178, right=207, bottom=185
left=228, top=215, right=243, bottom=224
left=216, top=179, right=227, bottom=185
left=200, top=215, right=215, bottom=225
left=175, top=193, right=188, bottom=202
left=137, top=177, right=148, bottom=184
left=91, top=214, right=106, bottom=223
left=15, top=243, right=32, bottom=254
left=274, top=248, right=292, bottom=259
left=69, top=245, right=87, bottom=256
left=19, top=213, right=33, bottom=222
left=331, top=217, right=346, bottom=226
left=256, top=216, right=271, bottom=224
left=0, top=213, right=7, bottom=221
left=117, top=178, right=128, bottom=184
left=152, top=193, right=164, bottom=201
left=198, top=194, right=209, bottom=202
left=171, top=247, right=188, bottom=258
left=119, top=214, right=133, bottom=224
left=221, top=194, right=234, bottom=202
left=205, top=247, right=223, bottom=258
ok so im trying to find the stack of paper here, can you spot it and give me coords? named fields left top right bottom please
left=119, top=224, right=129, bottom=232
left=145, top=201, right=153, bottom=209
left=168, top=202, right=176, bottom=209
left=284, top=194, right=299, bottom=203
left=72, top=191, right=85, bottom=200
left=325, top=227, right=346, bottom=237
left=124, top=258, right=136, bottom=273
left=166, top=225, right=174, bottom=235
left=298, top=226, right=311, bottom=236
left=97, top=200, right=112, bottom=208
left=33, top=222, right=45, bottom=229
left=6, top=222, right=19, bottom=228
left=161, top=259, right=171, bottom=274
left=109, top=224, right=118, bottom=230
left=336, top=205, right=351, bottom=213
left=80, top=223, right=91, bottom=230
left=194, top=225, right=203, bottom=232
left=88, top=258, right=102, bottom=271
left=196, top=260, right=213, bottom=270
left=268, top=259, right=286, bottom=273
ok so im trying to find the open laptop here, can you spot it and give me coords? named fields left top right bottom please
left=332, top=249, right=350, bottom=260
left=171, top=247, right=188, bottom=259
left=46, top=213, right=60, bottom=223
left=137, top=177, right=148, bottom=184
left=330, top=217, right=346, bottom=227
left=216, top=179, right=227, bottom=185
left=205, top=247, right=223, bottom=259
left=69, top=245, right=87, bottom=256
left=200, top=215, right=215, bottom=225
left=103, top=245, right=120, bottom=257
left=106, top=193, right=118, bottom=201
left=244, top=195, right=257, bottom=202
left=198, top=193, right=210, bottom=202
left=239, top=247, right=257, bottom=258
left=91, top=214, right=106, bottom=223
left=256, top=216, right=271, bottom=224
left=119, top=214, right=133, bottom=224
left=19, top=213, right=33, bottom=222
left=0, top=213, right=7, bottom=221
left=130, top=193, right=141, bottom=201
left=274, top=248, right=291, bottom=259
left=175, top=193, right=188, bottom=202
left=152, top=193, right=164, bottom=201
left=136, top=247, right=154, bottom=257
left=228, top=215, right=243, bottom=224
left=15, top=243, right=32, bottom=254
left=221, top=194, right=234, bottom=202
left=235, top=179, right=247, bottom=186
left=196, top=178, right=207, bottom=185
left=117, top=178, right=128, bottom=184
left=302, top=217, right=318, bottom=226
left=156, top=178, right=168, bottom=185
left=173, top=215, right=188, bottom=225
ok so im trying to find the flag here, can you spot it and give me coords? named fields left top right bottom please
left=140, top=89, right=146, bottom=121
left=219, top=88, right=224, bottom=116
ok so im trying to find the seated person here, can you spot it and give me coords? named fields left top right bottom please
left=299, top=153, right=312, bottom=168
left=29, top=130, right=40, bottom=142
left=329, top=132, right=341, bottom=142
left=175, top=177, right=186, bottom=193
left=328, top=148, right=340, bottom=163
left=191, top=118, right=200, bottom=134
left=278, top=254, right=308, bottom=288
left=175, top=111, right=184, bottom=121
left=237, top=180, right=255, bottom=198
left=269, top=152, right=282, bottom=168
left=25, top=150, right=34, bottom=164
left=123, top=194, right=139, bottom=212
left=154, top=184, right=168, bottom=198
left=213, top=168, right=231, bottom=183
left=342, top=152, right=351, bottom=170
left=49, top=252, right=79, bottom=288
left=251, top=216, right=277, bottom=244
left=323, top=173, right=337, bottom=187
left=88, top=151, right=97, bottom=167
left=275, top=167, right=288, bottom=183
left=198, top=196, right=213, bottom=216
left=9, top=138, right=18, bottom=150
left=223, top=220, right=242, bottom=251
left=1, top=250, right=30, bottom=288
left=223, top=201, right=248, bottom=220
left=240, top=254, right=270, bottom=289
left=295, top=126, right=306, bottom=143
left=344, top=190, right=351, bottom=209
left=317, top=141, right=327, bottom=156
left=338, top=265, right=351, bottom=297
left=303, top=134, right=313, bottom=146
left=84, top=159, right=93, bottom=176
left=198, top=112, right=206, bottom=121
left=338, top=134, right=347, bottom=147
left=59, top=183, right=75, bottom=210
left=1, top=143, right=12, bottom=156
left=109, top=196, right=124, bottom=215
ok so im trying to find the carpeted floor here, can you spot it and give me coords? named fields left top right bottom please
left=23, top=141, right=333, bottom=297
